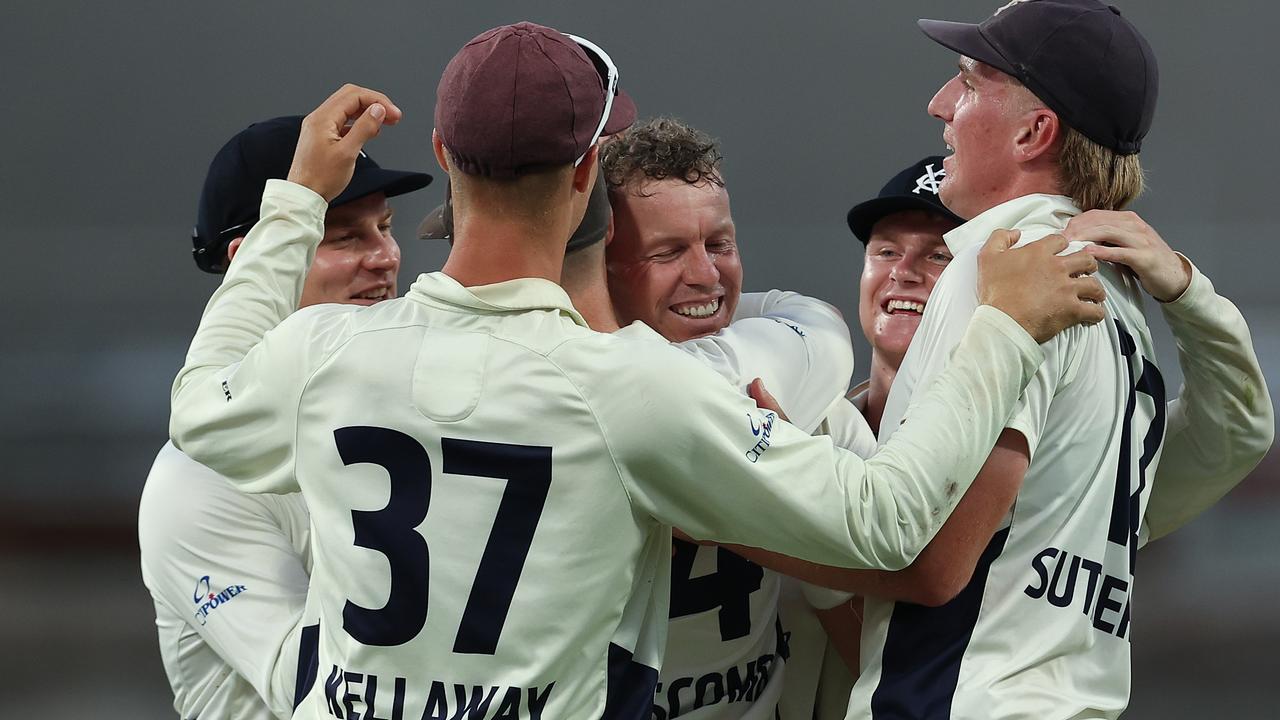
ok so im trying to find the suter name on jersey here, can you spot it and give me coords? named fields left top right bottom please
left=1024, top=547, right=1132, bottom=639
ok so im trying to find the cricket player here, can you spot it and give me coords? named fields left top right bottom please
left=839, top=2, right=1255, bottom=717
left=847, top=156, right=1272, bottom=535
left=168, top=23, right=1105, bottom=719
left=785, top=153, right=1275, bottom=719
left=426, top=117, right=871, bottom=718
left=600, top=117, right=871, bottom=720
left=138, top=115, right=432, bottom=719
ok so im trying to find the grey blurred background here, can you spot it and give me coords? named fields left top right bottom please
left=1, top=0, right=1275, bottom=716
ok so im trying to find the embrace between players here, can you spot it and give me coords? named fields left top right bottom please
left=142, top=3, right=1273, bottom=719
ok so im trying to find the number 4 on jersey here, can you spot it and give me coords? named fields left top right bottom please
left=670, top=540, right=764, bottom=642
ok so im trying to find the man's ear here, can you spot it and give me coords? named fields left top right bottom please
left=572, top=146, right=599, bottom=192
left=432, top=129, right=451, bottom=172
left=1014, top=107, right=1061, bottom=163
left=604, top=208, right=614, bottom=248
left=226, top=236, right=245, bottom=266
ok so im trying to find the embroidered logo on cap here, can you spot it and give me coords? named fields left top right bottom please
left=913, top=163, right=946, bottom=196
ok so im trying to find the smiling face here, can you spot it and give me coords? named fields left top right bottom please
left=300, top=192, right=400, bottom=307
left=606, top=179, right=742, bottom=342
left=858, top=210, right=958, bottom=369
left=927, top=56, right=1032, bottom=219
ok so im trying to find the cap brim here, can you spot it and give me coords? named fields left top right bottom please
left=418, top=203, right=450, bottom=240
left=846, top=195, right=963, bottom=244
left=603, top=88, right=637, bottom=136
left=917, top=19, right=1018, bottom=78
left=333, top=167, right=433, bottom=208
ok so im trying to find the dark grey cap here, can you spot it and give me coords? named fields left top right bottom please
left=919, top=0, right=1158, bottom=155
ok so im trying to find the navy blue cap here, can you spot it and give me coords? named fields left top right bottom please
left=919, top=0, right=1158, bottom=155
left=191, top=115, right=433, bottom=273
left=847, top=156, right=964, bottom=244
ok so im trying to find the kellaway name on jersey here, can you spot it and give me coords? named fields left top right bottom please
left=1023, top=546, right=1132, bottom=640
left=652, top=650, right=780, bottom=720
left=322, top=664, right=554, bottom=720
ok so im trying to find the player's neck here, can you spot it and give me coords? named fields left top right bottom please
left=967, top=165, right=1065, bottom=218
left=562, top=249, right=622, bottom=332
left=442, top=220, right=567, bottom=287
left=865, top=350, right=900, bottom=435
left=567, top=284, right=621, bottom=333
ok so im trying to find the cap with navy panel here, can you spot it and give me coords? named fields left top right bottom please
left=191, top=115, right=433, bottom=274
left=918, top=0, right=1158, bottom=155
left=847, top=156, right=964, bottom=244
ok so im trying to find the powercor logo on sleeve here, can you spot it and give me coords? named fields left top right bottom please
left=193, top=574, right=248, bottom=626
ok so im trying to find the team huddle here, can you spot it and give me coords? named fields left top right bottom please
left=138, top=2, right=1273, bottom=719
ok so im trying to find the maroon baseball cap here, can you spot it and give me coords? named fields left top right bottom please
left=919, top=0, right=1157, bottom=155
left=436, top=22, right=620, bottom=178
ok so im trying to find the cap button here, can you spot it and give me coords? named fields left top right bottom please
left=1109, top=6, right=1122, bottom=15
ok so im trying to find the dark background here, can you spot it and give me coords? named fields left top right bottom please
left=2, top=1, right=1275, bottom=716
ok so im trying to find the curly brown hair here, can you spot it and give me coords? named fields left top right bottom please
left=601, top=117, right=724, bottom=196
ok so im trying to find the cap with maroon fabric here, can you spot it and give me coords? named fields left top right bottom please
left=919, top=0, right=1158, bottom=155
left=436, top=22, right=616, bottom=178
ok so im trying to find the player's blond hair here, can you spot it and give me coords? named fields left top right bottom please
left=1056, top=125, right=1146, bottom=212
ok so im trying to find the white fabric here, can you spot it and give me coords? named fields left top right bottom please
left=785, top=391, right=874, bottom=720
left=1142, top=261, right=1274, bottom=540
left=139, top=441, right=312, bottom=719
left=169, top=180, right=1047, bottom=719
left=852, top=194, right=1163, bottom=720
left=648, top=291, right=857, bottom=720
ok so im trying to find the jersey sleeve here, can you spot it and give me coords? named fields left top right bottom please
left=796, top=398, right=880, bottom=609
left=599, top=304, right=1045, bottom=571
left=676, top=290, right=854, bottom=433
left=138, top=444, right=310, bottom=718
left=1142, top=261, right=1275, bottom=541
left=169, top=180, right=344, bottom=493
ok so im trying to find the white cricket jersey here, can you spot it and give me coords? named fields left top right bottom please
left=139, top=441, right=314, bottom=719
left=850, top=194, right=1165, bottom=720
left=170, top=180, right=1050, bottom=720
left=645, top=290, right=857, bottom=720
left=1141, top=261, right=1274, bottom=540
left=776, top=395, right=878, bottom=720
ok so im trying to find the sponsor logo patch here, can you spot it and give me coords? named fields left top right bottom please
left=745, top=411, right=777, bottom=463
left=192, top=574, right=248, bottom=626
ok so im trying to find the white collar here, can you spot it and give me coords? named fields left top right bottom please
left=943, top=194, right=1081, bottom=254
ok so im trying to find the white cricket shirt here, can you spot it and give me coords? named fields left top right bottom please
left=645, top=291, right=859, bottom=720
left=851, top=194, right=1164, bottom=720
left=169, top=180, right=1049, bottom=720
left=139, top=441, right=313, bottom=719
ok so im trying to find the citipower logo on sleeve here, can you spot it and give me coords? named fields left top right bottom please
left=193, top=574, right=248, bottom=626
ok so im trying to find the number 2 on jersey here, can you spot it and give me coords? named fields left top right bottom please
left=333, top=427, right=552, bottom=652
left=1108, top=319, right=1166, bottom=571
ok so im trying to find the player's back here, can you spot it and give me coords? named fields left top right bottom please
left=854, top=240, right=1166, bottom=719
left=290, top=274, right=671, bottom=719
left=949, top=264, right=1163, bottom=718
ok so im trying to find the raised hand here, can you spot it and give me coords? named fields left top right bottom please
left=978, top=229, right=1106, bottom=343
left=1065, top=210, right=1192, bottom=303
left=287, top=84, right=403, bottom=202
